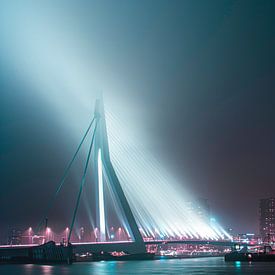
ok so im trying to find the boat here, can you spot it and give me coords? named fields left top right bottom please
left=225, top=244, right=275, bottom=262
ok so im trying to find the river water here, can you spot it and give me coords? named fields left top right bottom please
left=1, top=257, right=275, bottom=274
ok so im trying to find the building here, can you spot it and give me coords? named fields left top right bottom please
left=234, top=233, right=258, bottom=244
left=259, top=197, right=275, bottom=241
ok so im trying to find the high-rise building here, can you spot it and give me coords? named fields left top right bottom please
left=259, top=197, right=275, bottom=241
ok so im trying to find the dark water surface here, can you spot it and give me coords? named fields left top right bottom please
left=1, top=257, right=275, bottom=274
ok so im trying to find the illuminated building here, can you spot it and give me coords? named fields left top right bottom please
left=259, top=197, right=275, bottom=241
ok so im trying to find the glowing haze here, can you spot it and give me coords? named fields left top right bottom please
left=0, top=1, right=231, bottom=240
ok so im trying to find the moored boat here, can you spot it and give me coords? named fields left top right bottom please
left=225, top=245, right=275, bottom=262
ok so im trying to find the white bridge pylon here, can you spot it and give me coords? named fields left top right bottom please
left=66, top=98, right=146, bottom=253
left=92, top=99, right=145, bottom=252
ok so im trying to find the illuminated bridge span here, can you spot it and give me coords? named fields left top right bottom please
left=0, top=240, right=252, bottom=255
left=34, top=98, right=231, bottom=254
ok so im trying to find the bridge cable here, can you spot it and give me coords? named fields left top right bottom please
left=36, top=116, right=96, bottom=233
left=67, top=118, right=99, bottom=243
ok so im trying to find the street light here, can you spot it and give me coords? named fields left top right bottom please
left=96, top=227, right=100, bottom=242
left=46, top=227, right=51, bottom=242
left=28, top=227, right=33, bottom=244
left=118, top=227, right=122, bottom=241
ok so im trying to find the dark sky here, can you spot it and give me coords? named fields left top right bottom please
left=0, top=0, right=274, bottom=238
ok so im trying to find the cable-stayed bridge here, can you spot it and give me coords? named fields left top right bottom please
left=1, top=98, right=236, bottom=257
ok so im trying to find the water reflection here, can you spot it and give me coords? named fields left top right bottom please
left=1, top=257, right=275, bottom=274
left=40, top=265, right=54, bottom=274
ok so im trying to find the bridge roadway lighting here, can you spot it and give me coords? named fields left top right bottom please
left=28, top=227, right=33, bottom=244
left=46, top=227, right=52, bottom=242
left=118, top=227, right=122, bottom=241
left=94, top=227, right=99, bottom=242
left=109, top=226, right=115, bottom=241
left=65, top=227, right=69, bottom=242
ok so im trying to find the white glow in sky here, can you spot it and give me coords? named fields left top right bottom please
left=0, top=2, right=231, bottom=240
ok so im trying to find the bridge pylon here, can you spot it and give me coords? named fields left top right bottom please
left=91, top=98, right=146, bottom=253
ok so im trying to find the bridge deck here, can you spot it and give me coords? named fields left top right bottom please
left=0, top=239, right=239, bottom=250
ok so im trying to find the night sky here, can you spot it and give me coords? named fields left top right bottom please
left=0, top=0, right=274, bottom=238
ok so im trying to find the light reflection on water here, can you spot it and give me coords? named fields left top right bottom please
left=1, top=257, right=275, bottom=274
